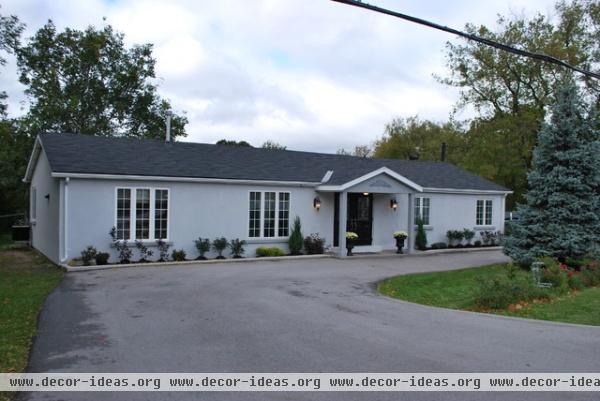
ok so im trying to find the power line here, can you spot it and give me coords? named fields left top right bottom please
left=330, top=0, right=600, bottom=80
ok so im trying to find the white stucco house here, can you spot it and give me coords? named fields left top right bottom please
left=24, top=133, right=511, bottom=264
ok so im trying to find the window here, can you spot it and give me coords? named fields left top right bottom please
left=154, top=190, right=168, bottom=239
left=278, top=192, right=290, bottom=237
left=414, top=197, right=430, bottom=225
left=476, top=199, right=493, bottom=225
left=116, top=188, right=131, bottom=240
left=263, top=192, right=276, bottom=237
left=136, top=189, right=150, bottom=239
left=249, top=192, right=261, bottom=237
left=31, top=187, right=37, bottom=220
left=248, top=191, right=291, bottom=238
left=115, top=188, right=168, bottom=241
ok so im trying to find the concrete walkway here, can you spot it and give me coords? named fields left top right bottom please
left=20, top=250, right=600, bottom=401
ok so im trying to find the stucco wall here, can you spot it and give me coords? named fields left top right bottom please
left=65, top=178, right=335, bottom=262
left=417, top=192, right=506, bottom=245
left=30, top=150, right=60, bottom=263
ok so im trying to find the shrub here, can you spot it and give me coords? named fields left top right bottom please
left=415, top=218, right=427, bottom=251
left=212, top=237, right=228, bottom=259
left=110, top=227, right=133, bottom=264
left=430, top=242, right=447, bottom=249
left=256, top=246, right=285, bottom=257
left=135, top=240, right=154, bottom=263
left=474, top=275, right=546, bottom=309
left=229, top=238, right=246, bottom=258
left=474, top=240, right=482, bottom=247
left=171, top=249, right=186, bottom=261
left=288, top=216, right=303, bottom=255
left=81, top=246, right=97, bottom=266
left=95, top=252, right=110, bottom=265
left=446, top=230, right=464, bottom=246
left=580, top=263, right=600, bottom=287
left=304, top=233, right=325, bottom=254
left=156, top=239, right=171, bottom=262
left=463, top=229, right=475, bottom=245
left=194, top=237, right=211, bottom=260
left=539, top=257, right=569, bottom=294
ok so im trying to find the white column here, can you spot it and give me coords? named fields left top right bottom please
left=338, top=191, right=347, bottom=258
left=407, top=193, right=414, bottom=254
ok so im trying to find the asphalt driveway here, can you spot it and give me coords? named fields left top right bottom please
left=20, top=250, right=600, bottom=401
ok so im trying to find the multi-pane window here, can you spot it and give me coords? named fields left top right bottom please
left=249, top=192, right=262, bottom=237
left=154, top=190, right=168, bottom=240
left=414, top=197, right=430, bottom=225
left=116, top=188, right=131, bottom=240
left=115, top=188, right=168, bottom=241
left=248, top=191, right=290, bottom=238
left=476, top=199, right=493, bottom=225
left=263, top=192, right=276, bottom=237
left=136, top=189, right=150, bottom=239
left=278, top=192, right=290, bottom=237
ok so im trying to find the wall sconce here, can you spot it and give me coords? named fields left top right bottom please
left=44, top=193, right=50, bottom=201
left=390, top=198, right=398, bottom=211
left=313, top=196, right=321, bottom=210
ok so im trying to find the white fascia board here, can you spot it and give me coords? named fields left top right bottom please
left=316, top=167, right=423, bottom=192
left=22, top=136, right=42, bottom=183
left=422, top=187, right=513, bottom=195
left=50, top=172, right=321, bottom=187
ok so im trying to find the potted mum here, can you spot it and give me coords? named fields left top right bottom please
left=346, top=232, right=358, bottom=256
left=393, top=231, right=408, bottom=254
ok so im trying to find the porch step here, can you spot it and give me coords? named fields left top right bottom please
left=352, top=245, right=384, bottom=253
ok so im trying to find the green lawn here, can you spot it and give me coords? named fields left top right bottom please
left=0, top=241, right=63, bottom=400
left=378, top=264, right=600, bottom=326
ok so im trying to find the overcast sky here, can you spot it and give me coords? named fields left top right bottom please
left=1, top=0, right=557, bottom=153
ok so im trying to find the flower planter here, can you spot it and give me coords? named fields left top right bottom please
left=395, top=237, right=406, bottom=254
left=346, top=240, right=355, bottom=256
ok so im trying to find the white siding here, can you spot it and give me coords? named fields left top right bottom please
left=29, top=150, right=60, bottom=263
left=65, top=178, right=334, bottom=262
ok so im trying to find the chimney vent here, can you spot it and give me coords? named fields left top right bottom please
left=165, top=112, right=172, bottom=143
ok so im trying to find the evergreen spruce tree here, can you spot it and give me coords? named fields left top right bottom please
left=503, top=82, right=600, bottom=266
left=288, top=216, right=303, bottom=255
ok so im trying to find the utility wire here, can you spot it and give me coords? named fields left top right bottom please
left=331, top=0, right=600, bottom=80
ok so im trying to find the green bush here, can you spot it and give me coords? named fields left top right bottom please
left=304, top=233, right=325, bottom=254
left=415, top=218, right=427, bottom=251
left=229, top=238, right=246, bottom=258
left=463, top=229, right=475, bottom=245
left=288, top=216, right=303, bottom=255
left=95, top=252, right=110, bottom=265
left=474, top=275, right=546, bottom=309
left=212, top=237, right=228, bottom=259
left=579, top=262, right=600, bottom=287
left=256, top=246, right=285, bottom=257
left=539, top=257, right=569, bottom=294
left=194, top=237, right=211, bottom=260
left=171, top=249, right=186, bottom=261
left=80, top=246, right=97, bottom=266
left=474, top=240, right=482, bottom=247
left=430, top=242, right=447, bottom=249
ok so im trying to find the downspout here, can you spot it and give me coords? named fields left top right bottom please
left=61, top=177, right=70, bottom=262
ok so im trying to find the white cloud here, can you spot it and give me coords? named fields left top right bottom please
left=0, top=0, right=558, bottom=152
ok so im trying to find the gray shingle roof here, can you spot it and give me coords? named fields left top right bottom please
left=38, top=133, right=509, bottom=191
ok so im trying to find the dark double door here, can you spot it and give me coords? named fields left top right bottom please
left=334, top=193, right=373, bottom=246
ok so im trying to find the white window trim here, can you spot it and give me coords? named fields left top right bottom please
left=476, top=199, right=494, bottom=226
left=247, top=191, right=291, bottom=240
left=414, top=196, right=431, bottom=225
left=114, top=187, right=170, bottom=242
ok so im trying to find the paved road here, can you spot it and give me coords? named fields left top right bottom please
left=20, top=250, right=600, bottom=401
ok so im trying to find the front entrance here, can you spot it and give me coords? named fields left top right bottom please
left=346, top=193, right=373, bottom=246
